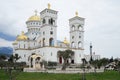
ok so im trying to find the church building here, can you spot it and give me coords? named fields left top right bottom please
left=12, top=4, right=85, bottom=67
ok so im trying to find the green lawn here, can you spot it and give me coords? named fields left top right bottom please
left=0, top=70, right=120, bottom=80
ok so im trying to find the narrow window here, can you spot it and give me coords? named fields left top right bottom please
left=72, top=25, right=75, bottom=31
left=43, top=19, right=46, bottom=24
left=50, top=31, right=53, bottom=35
left=24, top=44, right=25, bottom=48
left=78, top=41, right=82, bottom=48
left=51, top=52, right=52, bottom=56
left=71, top=42, right=75, bottom=48
left=72, top=36, right=74, bottom=39
left=43, top=32, right=45, bottom=35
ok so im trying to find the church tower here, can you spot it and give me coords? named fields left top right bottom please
left=40, top=3, right=58, bottom=47
left=69, top=12, right=85, bottom=49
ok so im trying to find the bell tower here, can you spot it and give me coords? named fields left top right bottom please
left=69, top=11, right=85, bottom=49
left=40, top=3, right=58, bottom=47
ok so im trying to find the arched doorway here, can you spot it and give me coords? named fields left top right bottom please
left=29, top=53, right=43, bottom=69
left=30, top=57, right=33, bottom=67
left=59, top=56, right=62, bottom=64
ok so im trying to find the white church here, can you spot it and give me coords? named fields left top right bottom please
left=12, top=4, right=86, bottom=68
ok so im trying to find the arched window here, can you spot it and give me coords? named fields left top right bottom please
left=39, top=40, right=41, bottom=47
left=24, top=44, right=25, bottom=48
left=71, top=42, right=75, bottom=48
left=49, top=18, right=54, bottom=25
left=78, top=25, right=82, bottom=31
left=43, top=38, right=45, bottom=47
left=43, top=19, right=46, bottom=24
left=49, top=38, right=54, bottom=46
left=72, top=25, right=75, bottom=31
left=78, top=41, right=82, bottom=48
left=19, top=44, right=20, bottom=48
left=30, top=57, right=33, bottom=67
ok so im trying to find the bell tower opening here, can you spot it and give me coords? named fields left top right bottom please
left=49, top=38, right=54, bottom=46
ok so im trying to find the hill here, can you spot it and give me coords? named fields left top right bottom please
left=0, top=47, right=13, bottom=57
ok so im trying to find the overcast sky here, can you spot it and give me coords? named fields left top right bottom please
left=0, top=0, right=120, bottom=58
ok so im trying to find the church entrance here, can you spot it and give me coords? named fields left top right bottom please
left=29, top=53, right=43, bottom=70
left=59, top=57, right=62, bottom=64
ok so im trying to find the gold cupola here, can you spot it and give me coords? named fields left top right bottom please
left=27, top=10, right=40, bottom=21
left=63, top=37, right=69, bottom=44
left=17, top=31, right=28, bottom=41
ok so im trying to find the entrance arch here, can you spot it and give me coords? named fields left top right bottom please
left=29, top=53, right=43, bottom=69
left=59, top=56, right=62, bottom=64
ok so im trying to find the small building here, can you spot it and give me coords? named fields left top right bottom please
left=84, top=52, right=100, bottom=62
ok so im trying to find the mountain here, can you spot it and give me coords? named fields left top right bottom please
left=0, top=47, right=13, bottom=57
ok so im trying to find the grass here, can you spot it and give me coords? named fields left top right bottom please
left=0, top=70, right=120, bottom=80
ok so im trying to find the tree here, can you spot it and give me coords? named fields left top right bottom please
left=57, top=49, right=74, bottom=70
left=0, top=55, right=7, bottom=61
left=0, top=55, right=7, bottom=69
left=8, top=54, right=21, bottom=63
left=5, top=54, right=23, bottom=80
left=109, top=56, right=113, bottom=63
left=117, top=61, right=120, bottom=73
left=8, top=55, right=14, bottom=63
left=14, top=54, right=21, bottom=62
left=90, top=59, right=98, bottom=73
left=100, top=58, right=109, bottom=68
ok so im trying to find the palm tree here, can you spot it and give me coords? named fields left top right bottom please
left=57, top=49, right=74, bottom=70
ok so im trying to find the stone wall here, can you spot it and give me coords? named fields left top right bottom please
left=24, top=68, right=104, bottom=73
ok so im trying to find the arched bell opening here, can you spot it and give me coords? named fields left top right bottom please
left=49, top=38, right=54, bottom=46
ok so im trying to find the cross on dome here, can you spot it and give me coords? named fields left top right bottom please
left=34, top=10, right=38, bottom=15
left=75, top=11, right=78, bottom=16
left=48, top=3, right=51, bottom=9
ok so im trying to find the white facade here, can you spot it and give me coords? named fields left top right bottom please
left=12, top=6, right=85, bottom=65
left=84, top=53, right=101, bottom=62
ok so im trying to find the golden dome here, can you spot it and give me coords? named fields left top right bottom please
left=12, top=40, right=18, bottom=45
left=63, top=37, right=69, bottom=44
left=27, top=10, right=40, bottom=21
left=17, top=31, right=28, bottom=40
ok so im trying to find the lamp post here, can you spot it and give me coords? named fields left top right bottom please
left=82, top=58, right=86, bottom=80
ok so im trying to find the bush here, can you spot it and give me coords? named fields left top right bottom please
left=48, top=61, right=57, bottom=66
